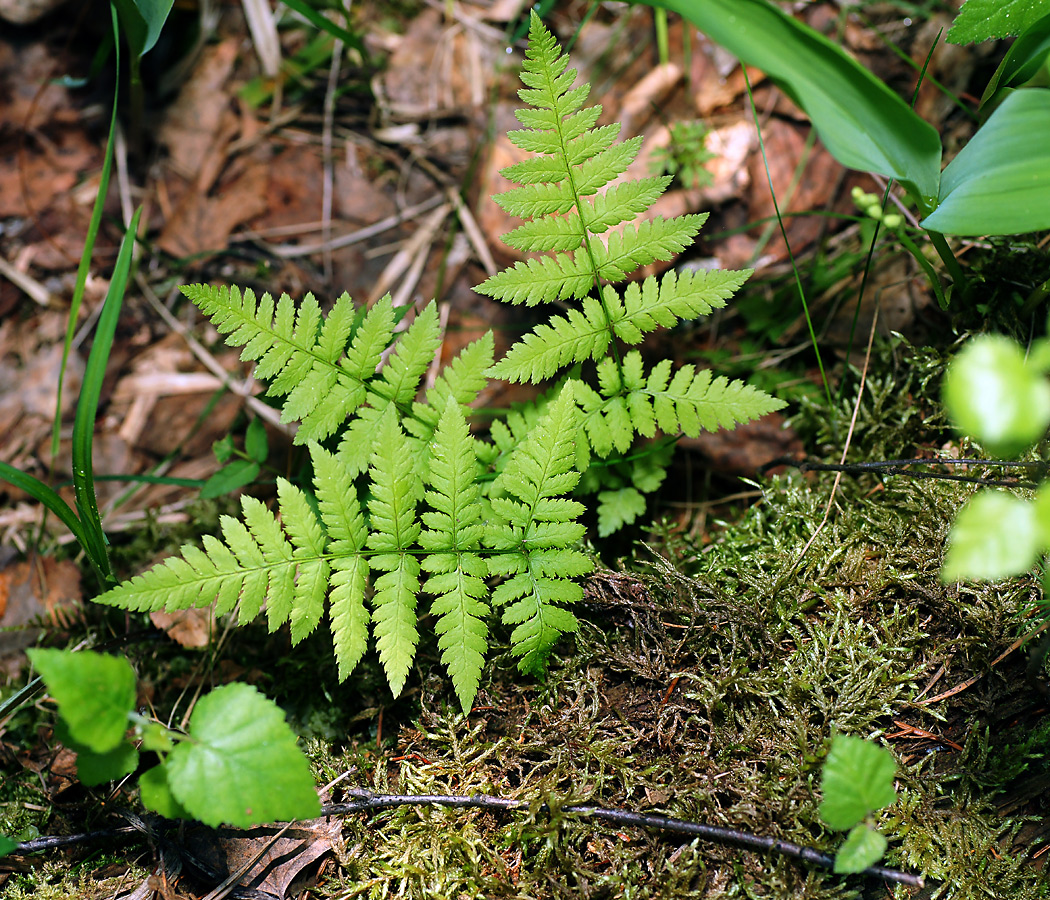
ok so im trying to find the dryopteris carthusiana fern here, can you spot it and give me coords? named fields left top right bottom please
left=95, top=12, right=784, bottom=713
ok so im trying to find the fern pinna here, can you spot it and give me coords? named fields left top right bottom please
left=94, top=13, right=781, bottom=712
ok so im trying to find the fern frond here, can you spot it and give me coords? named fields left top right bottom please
left=580, top=177, right=671, bottom=233
left=93, top=490, right=329, bottom=634
left=407, top=333, right=495, bottom=439
left=336, top=302, right=446, bottom=476
left=578, top=352, right=786, bottom=450
left=366, top=407, right=423, bottom=696
left=370, top=302, right=442, bottom=405
left=420, top=400, right=489, bottom=713
left=486, top=384, right=591, bottom=673
left=311, top=444, right=370, bottom=680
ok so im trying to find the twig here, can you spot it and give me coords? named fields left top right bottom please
left=6, top=790, right=926, bottom=888
left=321, top=789, right=926, bottom=888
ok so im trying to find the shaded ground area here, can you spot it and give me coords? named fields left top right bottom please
left=0, top=1, right=1048, bottom=898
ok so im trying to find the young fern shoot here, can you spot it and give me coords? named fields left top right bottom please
left=93, top=13, right=783, bottom=712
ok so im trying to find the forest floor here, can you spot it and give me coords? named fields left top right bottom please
left=0, top=1, right=1048, bottom=898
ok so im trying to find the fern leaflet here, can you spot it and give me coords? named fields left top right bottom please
left=487, top=384, right=592, bottom=674
left=421, top=400, right=490, bottom=713
left=366, top=407, right=423, bottom=697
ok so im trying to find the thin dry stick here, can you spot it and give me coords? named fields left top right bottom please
left=138, top=280, right=292, bottom=435
left=786, top=303, right=881, bottom=576
left=321, top=11, right=346, bottom=285
left=322, top=789, right=925, bottom=888
left=264, top=195, right=446, bottom=258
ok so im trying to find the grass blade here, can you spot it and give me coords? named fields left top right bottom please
left=0, top=462, right=102, bottom=583
left=72, top=207, right=143, bottom=586
left=51, top=6, right=121, bottom=461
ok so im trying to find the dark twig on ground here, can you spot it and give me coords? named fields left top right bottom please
left=764, top=456, right=1047, bottom=489
left=323, top=789, right=926, bottom=888
left=7, top=789, right=926, bottom=887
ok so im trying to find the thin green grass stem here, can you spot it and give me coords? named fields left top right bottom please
left=743, top=71, right=832, bottom=410
left=898, top=228, right=948, bottom=309
left=51, top=6, right=121, bottom=462
left=654, top=8, right=669, bottom=66
left=926, top=229, right=966, bottom=290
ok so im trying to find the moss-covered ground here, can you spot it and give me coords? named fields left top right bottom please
left=3, top=339, right=1050, bottom=898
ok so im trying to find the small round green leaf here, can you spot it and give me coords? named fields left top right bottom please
left=819, top=735, right=897, bottom=831
left=27, top=648, right=135, bottom=753
left=245, top=417, right=269, bottom=463
left=942, top=490, right=1041, bottom=581
left=944, top=335, right=1050, bottom=456
left=139, top=764, right=193, bottom=820
left=165, top=683, right=320, bottom=828
left=834, top=823, right=888, bottom=874
left=200, top=459, right=260, bottom=499
left=76, top=742, right=139, bottom=787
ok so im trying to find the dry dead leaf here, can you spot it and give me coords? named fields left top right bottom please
left=0, top=557, right=81, bottom=659
left=157, top=39, right=240, bottom=182
left=183, top=818, right=342, bottom=899
left=150, top=608, right=214, bottom=649
left=157, top=162, right=269, bottom=258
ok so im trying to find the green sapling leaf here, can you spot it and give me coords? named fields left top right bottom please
left=819, top=735, right=897, bottom=831
left=28, top=648, right=135, bottom=753
left=165, top=682, right=320, bottom=827
left=942, top=490, right=1041, bottom=581
left=943, top=334, right=1050, bottom=456
left=139, top=765, right=193, bottom=820
left=213, top=434, right=235, bottom=463
left=834, top=824, right=888, bottom=874
left=245, top=417, right=269, bottom=463
left=0, top=835, right=17, bottom=858
left=200, top=458, right=261, bottom=499
left=72, top=741, right=139, bottom=787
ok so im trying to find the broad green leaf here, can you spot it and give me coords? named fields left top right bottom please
left=922, top=90, right=1050, bottom=235
left=139, top=765, right=193, bottom=820
left=942, top=491, right=1041, bottom=581
left=819, top=735, right=897, bottom=831
left=28, top=649, right=135, bottom=753
left=245, top=417, right=269, bottom=463
left=111, top=0, right=175, bottom=58
left=165, top=683, right=319, bottom=828
left=647, top=0, right=941, bottom=205
left=0, top=835, right=16, bottom=857
left=834, top=824, right=888, bottom=874
left=943, top=334, right=1050, bottom=455
left=200, top=459, right=261, bottom=499
left=74, top=741, right=139, bottom=787
left=948, top=0, right=1050, bottom=44
left=980, top=13, right=1050, bottom=109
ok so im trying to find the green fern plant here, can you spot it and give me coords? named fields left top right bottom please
left=93, top=12, right=782, bottom=712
